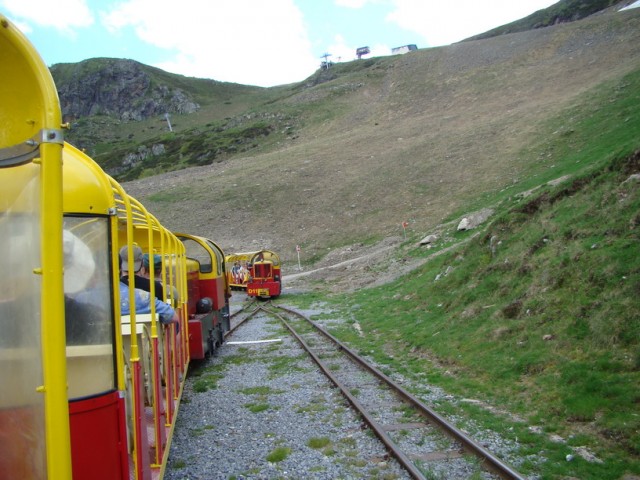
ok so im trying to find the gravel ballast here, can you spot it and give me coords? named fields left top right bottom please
left=164, top=306, right=411, bottom=480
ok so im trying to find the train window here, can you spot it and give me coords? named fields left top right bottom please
left=63, top=216, right=116, bottom=399
left=0, top=163, right=46, bottom=478
left=180, top=237, right=213, bottom=274
left=204, top=239, right=225, bottom=276
left=254, top=263, right=273, bottom=279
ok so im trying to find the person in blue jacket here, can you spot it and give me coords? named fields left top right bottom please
left=119, top=280, right=178, bottom=325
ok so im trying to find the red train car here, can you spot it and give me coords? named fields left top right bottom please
left=226, top=250, right=281, bottom=298
left=175, top=233, right=230, bottom=359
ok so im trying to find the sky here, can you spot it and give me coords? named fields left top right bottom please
left=2, top=0, right=567, bottom=87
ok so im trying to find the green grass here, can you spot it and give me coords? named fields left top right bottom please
left=244, top=402, right=271, bottom=413
left=238, top=386, right=283, bottom=395
left=266, top=446, right=291, bottom=463
left=170, top=459, right=187, bottom=469
left=190, top=425, right=215, bottom=436
left=189, top=361, right=231, bottom=393
left=332, top=147, right=640, bottom=477
left=307, top=437, right=331, bottom=449
left=267, top=354, right=307, bottom=377
left=295, top=395, right=329, bottom=415
left=283, top=68, right=640, bottom=478
left=192, top=373, right=222, bottom=393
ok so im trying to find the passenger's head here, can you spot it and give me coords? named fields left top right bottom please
left=64, top=230, right=96, bottom=294
left=119, top=245, right=143, bottom=274
left=143, top=253, right=162, bottom=277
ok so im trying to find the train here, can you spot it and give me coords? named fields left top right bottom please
left=226, top=249, right=282, bottom=298
left=0, top=17, right=233, bottom=479
left=175, top=232, right=231, bottom=358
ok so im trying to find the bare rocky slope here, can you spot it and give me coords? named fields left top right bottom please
left=122, top=8, right=640, bottom=279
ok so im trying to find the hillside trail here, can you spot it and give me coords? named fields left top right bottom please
left=281, top=169, right=576, bottom=294
left=282, top=228, right=482, bottom=294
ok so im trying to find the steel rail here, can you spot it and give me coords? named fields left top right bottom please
left=273, top=305, right=526, bottom=480
left=224, top=300, right=259, bottom=339
left=259, top=305, right=428, bottom=480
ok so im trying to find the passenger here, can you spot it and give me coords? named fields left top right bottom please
left=141, top=253, right=162, bottom=281
left=142, top=253, right=180, bottom=306
left=238, top=262, right=248, bottom=284
left=63, top=230, right=110, bottom=344
left=120, top=245, right=165, bottom=301
left=119, top=280, right=178, bottom=325
left=231, top=261, right=241, bottom=284
left=64, top=229, right=96, bottom=295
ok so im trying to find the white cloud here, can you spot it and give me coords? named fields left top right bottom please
left=386, top=0, right=558, bottom=47
left=324, top=34, right=356, bottom=62
left=0, top=0, right=93, bottom=34
left=334, top=0, right=370, bottom=8
left=101, top=0, right=319, bottom=86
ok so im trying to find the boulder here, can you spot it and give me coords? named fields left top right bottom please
left=419, top=234, right=438, bottom=245
left=457, top=208, right=494, bottom=231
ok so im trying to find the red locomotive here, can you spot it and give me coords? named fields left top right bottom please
left=226, top=250, right=282, bottom=298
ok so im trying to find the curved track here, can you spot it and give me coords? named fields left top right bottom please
left=259, top=304, right=526, bottom=480
left=225, top=299, right=259, bottom=337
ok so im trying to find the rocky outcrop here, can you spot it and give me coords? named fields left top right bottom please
left=52, top=58, right=200, bottom=122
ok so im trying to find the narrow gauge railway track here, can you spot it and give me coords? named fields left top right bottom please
left=225, top=299, right=259, bottom=337
left=261, top=304, right=526, bottom=480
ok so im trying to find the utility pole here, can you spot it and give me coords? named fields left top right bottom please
left=320, top=52, right=332, bottom=69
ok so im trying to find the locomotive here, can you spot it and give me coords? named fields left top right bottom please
left=226, top=249, right=282, bottom=298
left=0, top=17, right=229, bottom=479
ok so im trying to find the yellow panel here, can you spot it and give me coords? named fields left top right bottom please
left=0, top=16, right=60, bottom=155
left=226, top=249, right=281, bottom=266
left=62, top=143, right=114, bottom=215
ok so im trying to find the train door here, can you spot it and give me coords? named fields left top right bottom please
left=63, top=216, right=127, bottom=480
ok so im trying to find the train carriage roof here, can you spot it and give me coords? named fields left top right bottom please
left=61, top=142, right=185, bottom=260
left=62, top=143, right=113, bottom=214
left=225, top=250, right=280, bottom=266
left=0, top=14, right=62, bottom=165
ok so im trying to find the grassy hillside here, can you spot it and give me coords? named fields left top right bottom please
left=122, top=8, right=640, bottom=266
left=288, top=67, right=640, bottom=479
left=101, top=6, right=640, bottom=478
left=466, top=0, right=626, bottom=40
left=53, top=57, right=285, bottom=171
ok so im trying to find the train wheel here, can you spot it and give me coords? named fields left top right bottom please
left=207, top=329, right=216, bottom=357
left=216, top=325, right=224, bottom=349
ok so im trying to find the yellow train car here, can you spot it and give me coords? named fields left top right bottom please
left=1, top=16, right=191, bottom=479
left=62, top=142, right=189, bottom=479
left=175, top=232, right=231, bottom=358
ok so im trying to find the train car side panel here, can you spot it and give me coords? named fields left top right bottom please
left=68, top=392, right=128, bottom=480
left=176, top=234, right=229, bottom=359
